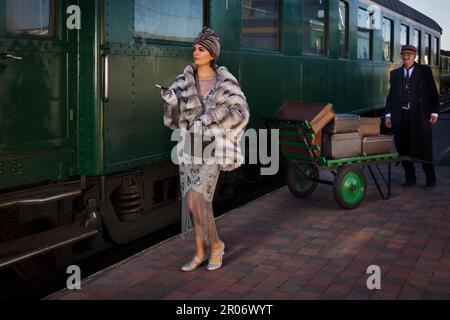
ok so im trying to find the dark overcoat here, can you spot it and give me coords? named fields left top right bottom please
left=385, top=63, right=439, bottom=161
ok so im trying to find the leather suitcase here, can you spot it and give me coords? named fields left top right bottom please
left=326, top=114, right=360, bottom=134
left=322, top=132, right=362, bottom=159
left=273, top=101, right=334, bottom=134
left=362, top=135, right=394, bottom=156
left=359, top=117, right=381, bottom=137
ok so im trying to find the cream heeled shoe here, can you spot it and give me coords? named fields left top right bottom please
left=181, top=256, right=208, bottom=272
left=207, top=241, right=225, bottom=271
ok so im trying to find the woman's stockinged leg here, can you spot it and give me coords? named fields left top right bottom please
left=187, top=191, right=206, bottom=259
left=187, top=191, right=224, bottom=271
left=187, top=191, right=221, bottom=249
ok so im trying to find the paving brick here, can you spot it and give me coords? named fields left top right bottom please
left=268, top=290, right=294, bottom=300
left=162, top=291, right=193, bottom=300
left=397, top=283, right=424, bottom=300
left=252, top=284, right=277, bottom=296
left=301, top=283, right=328, bottom=295
left=326, top=284, right=352, bottom=295
left=293, top=291, right=321, bottom=300
left=346, top=291, right=373, bottom=300
left=422, top=291, right=449, bottom=300
left=320, top=292, right=346, bottom=300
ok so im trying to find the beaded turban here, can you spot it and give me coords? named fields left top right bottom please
left=193, top=27, right=221, bottom=60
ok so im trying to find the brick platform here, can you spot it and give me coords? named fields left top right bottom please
left=47, top=164, right=450, bottom=300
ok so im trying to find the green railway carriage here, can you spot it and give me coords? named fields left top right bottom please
left=441, top=50, right=450, bottom=94
left=0, top=0, right=442, bottom=279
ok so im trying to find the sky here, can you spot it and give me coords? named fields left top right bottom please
left=401, top=0, right=450, bottom=50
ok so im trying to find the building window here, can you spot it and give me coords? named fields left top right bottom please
left=412, top=29, right=421, bottom=63
left=302, top=0, right=327, bottom=55
left=6, top=0, right=55, bottom=36
left=241, top=0, right=280, bottom=51
left=338, top=1, right=349, bottom=58
left=134, top=0, right=203, bottom=42
left=400, top=24, right=409, bottom=46
left=424, top=33, right=431, bottom=65
left=440, top=55, right=446, bottom=72
left=434, top=37, right=439, bottom=66
left=382, top=18, right=393, bottom=62
left=357, top=8, right=372, bottom=60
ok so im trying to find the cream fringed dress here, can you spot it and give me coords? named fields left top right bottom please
left=179, top=77, right=221, bottom=244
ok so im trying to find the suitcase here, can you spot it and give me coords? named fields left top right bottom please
left=326, top=114, right=360, bottom=134
left=273, top=101, right=334, bottom=134
left=362, top=135, right=394, bottom=156
left=359, top=117, right=381, bottom=137
left=322, top=132, right=362, bottom=159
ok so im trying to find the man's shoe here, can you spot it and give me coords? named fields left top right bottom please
left=424, top=182, right=436, bottom=190
left=402, top=180, right=416, bottom=188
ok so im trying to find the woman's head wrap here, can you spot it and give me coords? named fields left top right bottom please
left=193, top=27, right=221, bottom=60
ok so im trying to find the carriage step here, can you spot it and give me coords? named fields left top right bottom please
left=0, top=224, right=98, bottom=269
left=0, top=185, right=82, bottom=209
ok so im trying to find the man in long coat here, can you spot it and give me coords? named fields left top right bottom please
left=385, top=45, right=440, bottom=190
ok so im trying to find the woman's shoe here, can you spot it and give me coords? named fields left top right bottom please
left=207, top=241, right=225, bottom=271
left=181, top=256, right=208, bottom=272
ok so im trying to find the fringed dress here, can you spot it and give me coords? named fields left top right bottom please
left=179, top=77, right=221, bottom=244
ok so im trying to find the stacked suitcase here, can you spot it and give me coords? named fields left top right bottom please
left=322, top=114, right=361, bottom=159
left=321, top=115, right=395, bottom=159
left=359, top=117, right=394, bottom=156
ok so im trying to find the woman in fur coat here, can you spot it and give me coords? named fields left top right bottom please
left=160, top=27, right=249, bottom=271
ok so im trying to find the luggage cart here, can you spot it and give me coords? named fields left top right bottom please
left=264, top=118, right=399, bottom=210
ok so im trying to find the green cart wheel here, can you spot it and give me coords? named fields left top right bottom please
left=287, top=163, right=319, bottom=198
left=333, top=166, right=366, bottom=210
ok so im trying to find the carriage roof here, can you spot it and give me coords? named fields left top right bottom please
left=373, top=0, right=442, bottom=33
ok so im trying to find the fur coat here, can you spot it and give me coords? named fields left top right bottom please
left=163, top=64, right=250, bottom=171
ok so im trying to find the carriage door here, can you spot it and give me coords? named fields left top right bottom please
left=0, top=0, right=72, bottom=188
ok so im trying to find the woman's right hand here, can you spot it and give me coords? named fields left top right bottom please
left=161, top=88, right=178, bottom=106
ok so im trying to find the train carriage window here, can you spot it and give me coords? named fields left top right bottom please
left=241, top=0, right=280, bottom=51
left=412, top=29, right=421, bottom=63
left=357, top=8, right=372, bottom=60
left=302, top=0, right=327, bottom=55
left=400, top=25, right=409, bottom=46
left=424, top=33, right=431, bottom=65
left=6, top=0, right=55, bottom=37
left=338, top=1, right=348, bottom=59
left=434, top=37, right=439, bottom=66
left=382, top=18, right=393, bottom=62
left=134, top=0, right=203, bottom=42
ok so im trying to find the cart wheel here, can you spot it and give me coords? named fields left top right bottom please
left=287, top=164, right=319, bottom=198
left=333, top=167, right=366, bottom=210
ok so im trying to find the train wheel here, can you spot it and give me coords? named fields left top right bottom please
left=287, top=163, right=319, bottom=198
left=333, top=167, right=366, bottom=210
left=1, top=221, right=61, bottom=284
